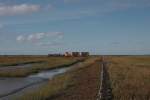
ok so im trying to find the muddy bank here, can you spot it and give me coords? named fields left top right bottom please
left=0, top=61, right=84, bottom=100
left=0, top=59, right=84, bottom=77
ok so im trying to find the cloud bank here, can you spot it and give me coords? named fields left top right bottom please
left=0, top=4, right=40, bottom=16
left=16, top=32, right=64, bottom=47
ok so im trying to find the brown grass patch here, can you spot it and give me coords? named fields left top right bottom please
left=107, top=56, right=150, bottom=100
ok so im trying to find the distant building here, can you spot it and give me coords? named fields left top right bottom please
left=48, top=52, right=90, bottom=57
left=72, top=52, right=80, bottom=57
left=81, top=52, right=89, bottom=57
left=64, top=52, right=72, bottom=57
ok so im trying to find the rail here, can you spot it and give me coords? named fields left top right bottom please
left=97, top=58, right=113, bottom=100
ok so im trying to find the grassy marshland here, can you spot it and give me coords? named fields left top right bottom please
left=0, top=56, right=84, bottom=77
left=107, top=56, right=150, bottom=100
left=0, top=56, right=46, bottom=67
left=15, top=57, right=100, bottom=100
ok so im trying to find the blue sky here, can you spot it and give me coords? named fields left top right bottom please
left=0, top=0, right=150, bottom=55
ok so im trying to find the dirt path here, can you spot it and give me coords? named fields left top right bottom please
left=50, top=61, right=101, bottom=100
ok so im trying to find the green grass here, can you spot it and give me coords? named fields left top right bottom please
left=0, top=56, right=84, bottom=77
left=14, top=57, right=100, bottom=100
left=107, top=56, right=150, bottom=100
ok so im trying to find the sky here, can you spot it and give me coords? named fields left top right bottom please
left=0, top=0, right=150, bottom=55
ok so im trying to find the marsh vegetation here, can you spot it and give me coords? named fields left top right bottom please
left=107, top=56, right=150, bottom=100
left=0, top=56, right=83, bottom=77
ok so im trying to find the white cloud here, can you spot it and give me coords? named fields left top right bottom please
left=16, top=32, right=64, bottom=47
left=46, top=32, right=64, bottom=37
left=27, top=33, right=46, bottom=42
left=0, top=4, right=40, bottom=16
left=16, top=35, right=25, bottom=42
left=26, top=32, right=63, bottom=42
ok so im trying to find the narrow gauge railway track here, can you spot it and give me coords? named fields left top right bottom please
left=97, top=57, right=113, bottom=100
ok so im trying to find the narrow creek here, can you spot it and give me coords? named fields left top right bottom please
left=0, top=62, right=83, bottom=100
